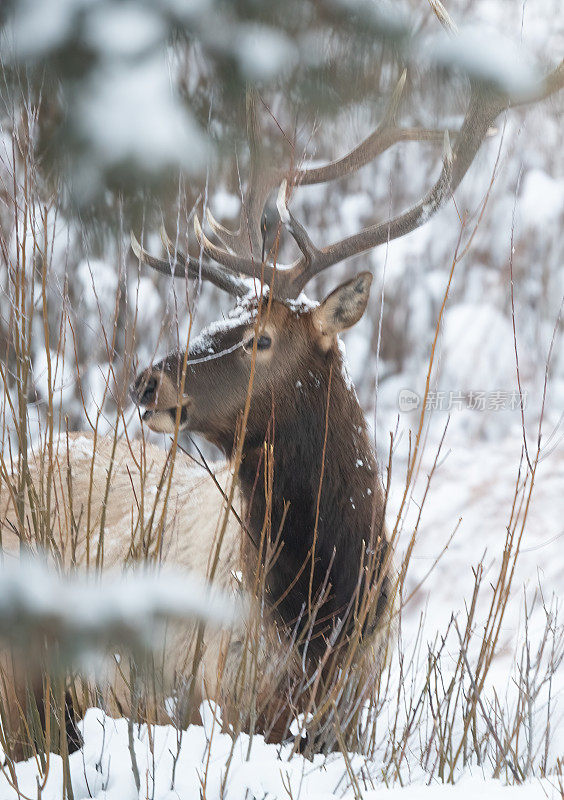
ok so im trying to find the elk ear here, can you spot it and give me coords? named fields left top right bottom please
left=312, top=272, right=372, bottom=343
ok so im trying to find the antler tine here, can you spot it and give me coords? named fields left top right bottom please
left=381, top=69, right=407, bottom=126
left=160, top=223, right=250, bottom=296
left=131, top=230, right=187, bottom=278
left=294, top=127, right=451, bottom=187
left=293, top=70, right=452, bottom=188
left=205, top=208, right=237, bottom=254
left=242, top=88, right=277, bottom=259
left=276, top=179, right=319, bottom=265
left=159, top=224, right=176, bottom=253
left=131, top=230, right=248, bottom=297
left=193, top=214, right=276, bottom=287
left=428, top=0, right=459, bottom=34
left=203, top=89, right=282, bottom=262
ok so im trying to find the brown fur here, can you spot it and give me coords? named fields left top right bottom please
left=132, top=278, right=397, bottom=745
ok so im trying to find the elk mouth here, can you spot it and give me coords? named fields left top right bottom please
left=140, top=405, right=190, bottom=433
left=130, top=371, right=193, bottom=433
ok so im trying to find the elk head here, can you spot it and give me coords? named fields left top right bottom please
left=130, top=273, right=372, bottom=454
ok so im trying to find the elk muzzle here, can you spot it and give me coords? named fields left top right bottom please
left=131, top=370, right=159, bottom=407
left=130, top=367, right=191, bottom=433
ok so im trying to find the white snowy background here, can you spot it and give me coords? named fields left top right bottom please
left=0, top=0, right=563, bottom=797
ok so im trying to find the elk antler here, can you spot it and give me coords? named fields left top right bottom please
left=130, top=228, right=249, bottom=296
left=132, top=59, right=564, bottom=300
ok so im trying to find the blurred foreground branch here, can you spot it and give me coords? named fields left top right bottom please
left=0, top=556, right=242, bottom=665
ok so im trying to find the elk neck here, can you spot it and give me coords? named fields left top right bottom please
left=236, top=344, right=389, bottom=658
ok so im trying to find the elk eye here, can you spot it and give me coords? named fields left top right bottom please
left=244, top=334, right=271, bottom=352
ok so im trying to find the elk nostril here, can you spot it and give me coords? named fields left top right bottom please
left=132, top=374, right=158, bottom=406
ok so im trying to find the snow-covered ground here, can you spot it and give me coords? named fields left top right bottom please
left=2, top=425, right=562, bottom=799
left=3, top=706, right=564, bottom=800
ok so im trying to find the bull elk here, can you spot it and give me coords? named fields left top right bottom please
left=1, top=58, right=562, bottom=759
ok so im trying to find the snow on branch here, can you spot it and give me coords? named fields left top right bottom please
left=428, top=26, right=541, bottom=98
left=0, top=556, right=242, bottom=662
